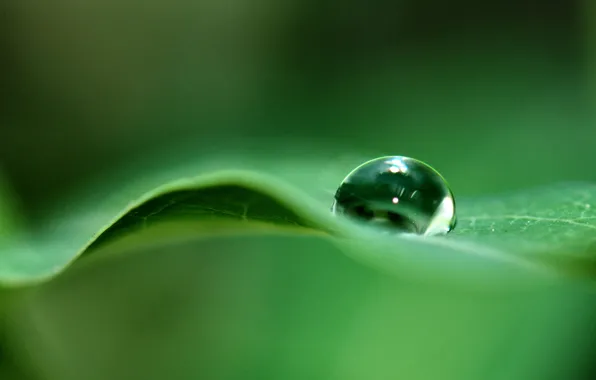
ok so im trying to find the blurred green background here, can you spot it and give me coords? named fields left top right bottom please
left=2, top=0, right=595, bottom=214
left=4, top=2, right=596, bottom=379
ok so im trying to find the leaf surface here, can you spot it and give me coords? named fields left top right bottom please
left=1, top=155, right=596, bottom=285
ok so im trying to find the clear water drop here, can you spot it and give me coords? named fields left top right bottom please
left=331, top=156, right=457, bottom=236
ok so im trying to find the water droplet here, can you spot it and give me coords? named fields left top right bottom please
left=331, top=156, right=457, bottom=236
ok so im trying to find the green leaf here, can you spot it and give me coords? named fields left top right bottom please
left=1, top=150, right=596, bottom=288
left=454, top=183, right=596, bottom=275
left=1, top=151, right=365, bottom=286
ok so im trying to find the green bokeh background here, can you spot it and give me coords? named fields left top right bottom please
left=3, top=1, right=596, bottom=379
left=2, top=1, right=595, bottom=212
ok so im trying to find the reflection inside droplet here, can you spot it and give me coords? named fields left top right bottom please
left=331, top=156, right=457, bottom=236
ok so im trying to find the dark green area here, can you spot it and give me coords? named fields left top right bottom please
left=87, top=185, right=322, bottom=252
left=0, top=1, right=591, bottom=215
